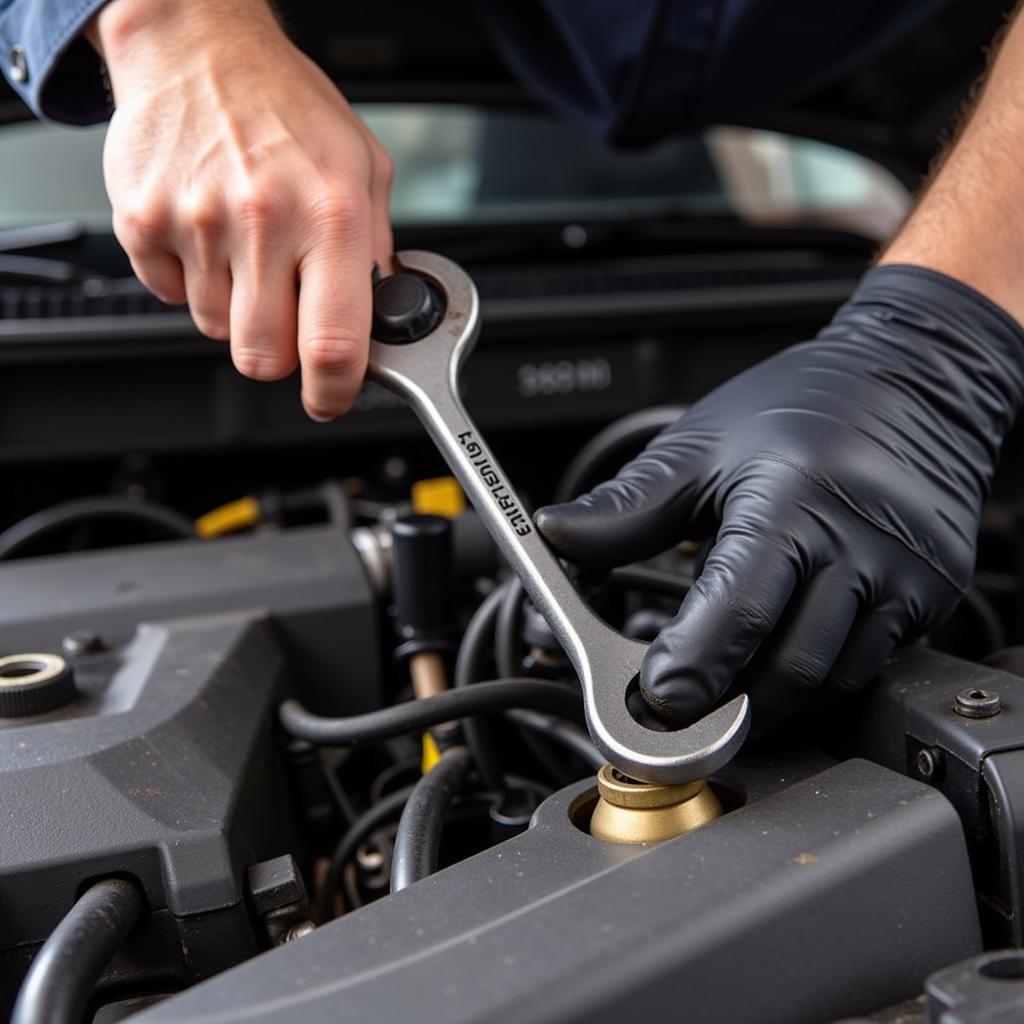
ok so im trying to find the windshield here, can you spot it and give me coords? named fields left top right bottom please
left=0, top=104, right=908, bottom=240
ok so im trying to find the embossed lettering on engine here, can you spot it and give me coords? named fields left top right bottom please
left=458, top=431, right=532, bottom=536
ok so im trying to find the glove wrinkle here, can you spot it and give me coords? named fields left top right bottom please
left=536, top=265, right=1024, bottom=730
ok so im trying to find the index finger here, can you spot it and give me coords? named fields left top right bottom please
left=296, top=228, right=373, bottom=421
left=640, top=530, right=799, bottom=724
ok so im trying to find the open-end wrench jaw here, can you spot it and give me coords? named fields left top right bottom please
left=367, top=250, right=750, bottom=785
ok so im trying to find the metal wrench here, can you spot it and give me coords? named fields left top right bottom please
left=367, top=251, right=749, bottom=785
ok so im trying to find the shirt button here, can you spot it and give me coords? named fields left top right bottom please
left=8, top=45, right=28, bottom=85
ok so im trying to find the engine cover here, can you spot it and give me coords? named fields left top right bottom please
left=0, top=525, right=382, bottom=1013
left=129, top=758, right=981, bottom=1024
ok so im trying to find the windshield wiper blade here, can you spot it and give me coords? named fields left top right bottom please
left=0, top=220, right=86, bottom=254
left=0, top=221, right=128, bottom=286
left=0, top=255, right=157, bottom=298
left=0, top=254, right=85, bottom=283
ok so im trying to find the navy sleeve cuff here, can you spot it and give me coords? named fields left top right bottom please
left=0, top=0, right=111, bottom=125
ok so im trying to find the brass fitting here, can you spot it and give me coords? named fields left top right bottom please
left=409, top=650, right=448, bottom=700
left=589, top=763, right=723, bottom=844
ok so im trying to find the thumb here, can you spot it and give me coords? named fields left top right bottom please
left=535, top=421, right=711, bottom=568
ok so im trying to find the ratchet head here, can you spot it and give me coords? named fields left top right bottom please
left=367, top=250, right=751, bottom=786
left=367, top=251, right=481, bottom=401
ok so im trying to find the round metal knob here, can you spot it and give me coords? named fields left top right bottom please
left=0, top=653, right=76, bottom=718
left=372, top=273, right=445, bottom=344
left=589, top=763, right=722, bottom=844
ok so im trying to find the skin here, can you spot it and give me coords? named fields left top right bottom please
left=879, top=8, right=1024, bottom=320
left=87, top=0, right=395, bottom=421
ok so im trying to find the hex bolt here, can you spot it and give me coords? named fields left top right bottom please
left=954, top=687, right=1002, bottom=719
left=61, top=630, right=104, bottom=659
left=916, top=747, right=944, bottom=781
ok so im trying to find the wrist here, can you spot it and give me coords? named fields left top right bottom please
left=89, top=0, right=283, bottom=91
left=833, top=264, right=1024, bottom=446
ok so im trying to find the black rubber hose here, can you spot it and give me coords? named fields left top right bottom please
left=391, top=746, right=475, bottom=893
left=610, top=564, right=693, bottom=597
left=0, top=497, right=194, bottom=560
left=459, top=583, right=587, bottom=787
left=554, top=406, right=687, bottom=503
left=11, top=878, right=145, bottom=1024
left=280, top=679, right=583, bottom=747
left=320, top=773, right=554, bottom=920
left=454, top=585, right=511, bottom=792
left=495, top=578, right=526, bottom=679
left=505, top=709, right=605, bottom=770
left=320, top=784, right=415, bottom=922
left=960, top=585, right=1007, bottom=654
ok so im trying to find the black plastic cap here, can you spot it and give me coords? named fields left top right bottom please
left=390, top=514, right=455, bottom=653
left=372, top=273, right=445, bottom=344
left=0, top=653, right=75, bottom=717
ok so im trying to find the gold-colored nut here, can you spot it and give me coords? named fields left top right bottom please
left=589, top=763, right=723, bottom=844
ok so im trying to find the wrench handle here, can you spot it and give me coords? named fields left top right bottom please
left=366, top=251, right=749, bottom=784
left=375, top=359, right=610, bottom=675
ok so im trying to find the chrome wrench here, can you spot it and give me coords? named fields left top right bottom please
left=367, top=251, right=749, bottom=785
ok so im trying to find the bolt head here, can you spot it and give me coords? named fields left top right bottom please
left=954, top=687, right=1002, bottom=719
left=61, top=630, right=103, bottom=659
left=916, top=747, right=942, bottom=780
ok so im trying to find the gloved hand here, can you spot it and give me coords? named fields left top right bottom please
left=536, top=266, right=1024, bottom=733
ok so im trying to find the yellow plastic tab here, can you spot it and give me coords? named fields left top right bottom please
left=411, top=476, right=465, bottom=519
left=195, top=496, right=262, bottom=539
left=421, top=732, right=443, bottom=774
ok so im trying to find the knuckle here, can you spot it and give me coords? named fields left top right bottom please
left=733, top=597, right=775, bottom=638
left=235, top=183, right=287, bottom=229
left=777, top=650, right=827, bottom=691
left=180, top=196, right=224, bottom=236
left=114, top=202, right=171, bottom=249
left=128, top=260, right=184, bottom=305
left=300, top=332, right=364, bottom=375
left=693, top=570, right=775, bottom=638
left=306, top=189, right=368, bottom=235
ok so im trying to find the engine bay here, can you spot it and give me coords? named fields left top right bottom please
left=4, top=250, right=1024, bottom=1020
left=5, top=25, right=1024, bottom=1012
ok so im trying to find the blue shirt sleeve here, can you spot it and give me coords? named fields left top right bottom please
left=0, top=0, right=110, bottom=124
left=481, top=0, right=946, bottom=145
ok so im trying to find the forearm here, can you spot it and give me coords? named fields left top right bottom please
left=880, top=6, right=1024, bottom=324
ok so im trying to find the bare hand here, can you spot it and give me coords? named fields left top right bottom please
left=90, top=0, right=394, bottom=420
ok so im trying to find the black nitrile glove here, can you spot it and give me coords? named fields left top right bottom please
left=535, top=265, right=1024, bottom=733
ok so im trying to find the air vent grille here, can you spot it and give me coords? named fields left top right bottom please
left=1, top=284, right=177, bottom=321
left=0, top=254, right=861, bottom=322
left=470, top=256, right=860, bottom=301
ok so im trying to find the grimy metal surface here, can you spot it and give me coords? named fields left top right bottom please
left=129, top=758, right=981, bottom=1024
left=367, top=250, right=749, bottom=785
